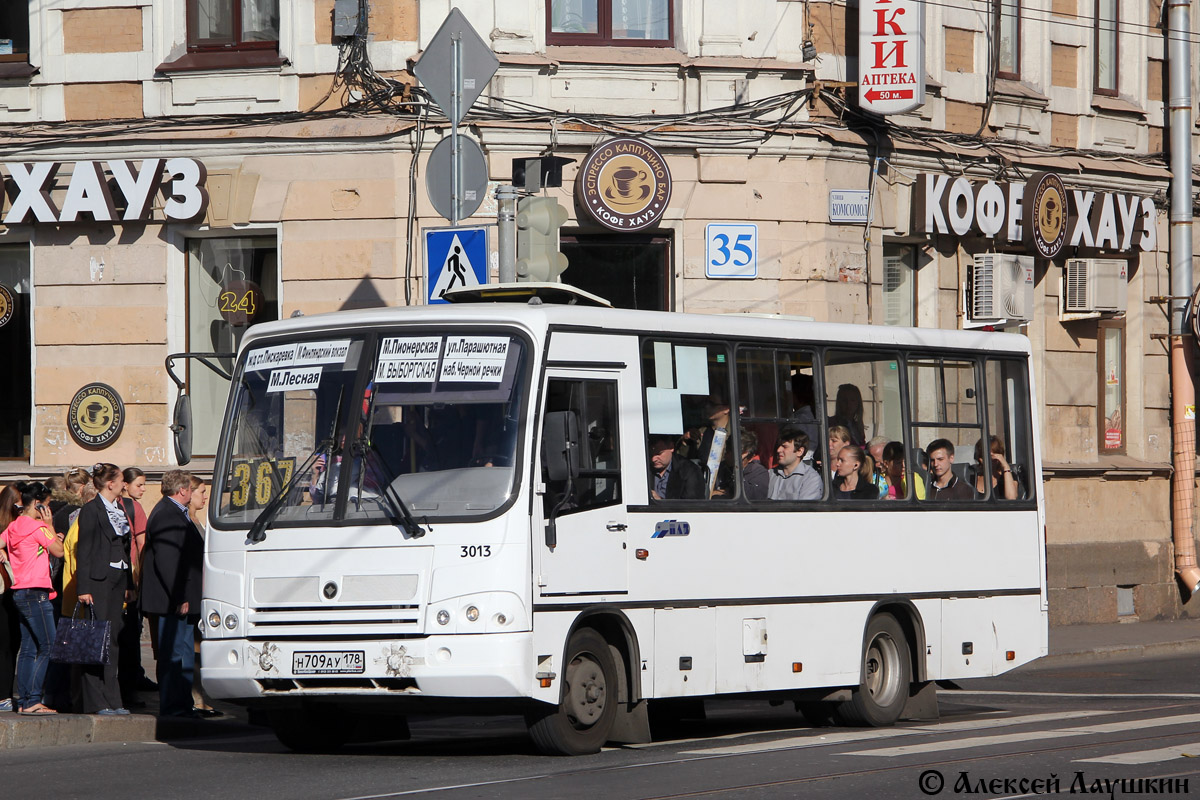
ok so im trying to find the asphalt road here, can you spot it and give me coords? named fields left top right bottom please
left=5, top=655, right=1200, bottom=800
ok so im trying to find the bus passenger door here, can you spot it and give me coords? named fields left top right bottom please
left=537, top=370, right=629, bottom=596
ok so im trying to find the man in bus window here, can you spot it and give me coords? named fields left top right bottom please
left=767, top=426, right=822, bottom=501
left=924, top=438, right=975, bottom=501
left=649, top=434, right=704, bottom=500
left=738, top=428, right=769, bottom=501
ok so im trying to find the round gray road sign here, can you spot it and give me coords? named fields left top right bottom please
left=426, top=135, right=488, bottom=223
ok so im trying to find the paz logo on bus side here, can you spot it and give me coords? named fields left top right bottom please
left=652, top=520, right=691, bottom=538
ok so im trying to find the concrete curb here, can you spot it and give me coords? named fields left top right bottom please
left=1025, top=639, right=1200, bottom=670
left=0, top=711, right=256, bottom=750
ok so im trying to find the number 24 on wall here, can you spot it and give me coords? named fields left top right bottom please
left=705, top=223, right=758, bottom=279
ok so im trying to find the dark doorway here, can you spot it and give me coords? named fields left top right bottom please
left=0, top=244, right=30, bottom=459
left=559, top=234, right=671, bottom=310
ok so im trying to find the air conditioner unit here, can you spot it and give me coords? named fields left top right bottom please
left=1064, top=258, right=1128, bottom=313
left=971, top=253, right=1034, bottom=322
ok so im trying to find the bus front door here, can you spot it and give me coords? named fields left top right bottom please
left=537, top=366, right=630, bottom=597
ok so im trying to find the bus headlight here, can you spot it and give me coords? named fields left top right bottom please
left=465, top=606, right=480, bottom=623
left=436, top=609, right=450, bottom=626
left=208, top=611, right=221, bottom=629
left=224, top=614, right=239, bottom=630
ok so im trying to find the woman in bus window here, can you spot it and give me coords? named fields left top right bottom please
left=826, top=425, right=851, bottom=472
left=975, top=436, right=1019, bottom=500
left=832, top=445, right=877, bottom=500
left=828, top=384, right=866, bottom=446
left=882, top=441, right=925, bottom=500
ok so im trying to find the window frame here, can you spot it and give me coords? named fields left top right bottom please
left=546, top=0, right=674, bottom=48
left=541, top=377, right=623, bottom=517
left=996, top=0, right=1021, bottom=81
left=187, top=0, right=279, bottom=54
left=1093, top=0, right=1119, bottom=96
left=1097, top=318, right=1126, bottom=455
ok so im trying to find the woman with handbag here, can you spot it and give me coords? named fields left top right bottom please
left=75, top=464, right=133, bottom=716
left=0, top=482, right=65, bottom=715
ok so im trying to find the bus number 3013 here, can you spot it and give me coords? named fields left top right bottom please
left=460, top=545, right=492, bottom=558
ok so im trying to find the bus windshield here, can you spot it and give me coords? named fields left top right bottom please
left=215, top=330, right=527, bottom=528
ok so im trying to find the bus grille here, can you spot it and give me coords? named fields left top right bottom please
left=248, top=604, right=422, bottom=636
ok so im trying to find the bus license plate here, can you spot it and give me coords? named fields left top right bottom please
left=292, top=650, right=366, bottom=675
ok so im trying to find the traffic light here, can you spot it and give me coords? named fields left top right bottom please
left=515, top=196, right=569, bottom=282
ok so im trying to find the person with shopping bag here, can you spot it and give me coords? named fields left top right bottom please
left=75, top=464, right=134, bottom=716
left=0, top=482, right=65, bottom=715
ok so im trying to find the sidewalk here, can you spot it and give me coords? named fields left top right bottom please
left=5, top=617, right=1200, bottom=750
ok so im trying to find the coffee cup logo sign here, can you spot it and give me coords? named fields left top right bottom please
left=576, top=138, right=672, bottom=231
left=914, top=172, right=1157, bottom=256
left=1, top=158, right=208, bottom=225
left=0, top=285, right=13, bottom=330
left=67, top=383, right=125, bottom=450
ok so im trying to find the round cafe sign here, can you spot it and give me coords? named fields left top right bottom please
left=1023, top=172, right=1069, bottom=259
left=0, top=285, right=13, bottom=329
left=575, top=138, right=672, bottom=232
left=67, top=383, right=125, bottom=450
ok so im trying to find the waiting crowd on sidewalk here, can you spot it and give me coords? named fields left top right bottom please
left=0, top=466, right=219, bottom=719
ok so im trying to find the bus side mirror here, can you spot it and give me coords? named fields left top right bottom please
left=171, top=393, right=193, bottom=465
left=542, top=410, right=580, bottom=482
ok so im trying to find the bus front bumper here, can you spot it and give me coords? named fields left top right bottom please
left=200, top=632, right=533, bottom=701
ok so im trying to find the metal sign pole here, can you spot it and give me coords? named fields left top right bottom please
left=451, top=34, right=462, bottom=225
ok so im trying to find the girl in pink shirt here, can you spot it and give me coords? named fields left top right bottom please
left=0, top=482, right=65, bottom=715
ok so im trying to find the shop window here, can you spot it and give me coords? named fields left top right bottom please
left=0, top=244, right=30, bottom=459
left=997, top=0, right=1020, bottom=79
left=908, top=357, right=983, bottom=502
left=0, top=4, right=28, bottom=63
left=187, top=236, right=278, bottom=457
left=1094, top=0, right=1118, bottom=95
left=548, top=0, right=672, bottom=47
left=188, top=0, right=279, bottom=51
left=642, top=339, right=732, bottom=501
left=1098, top=319, right=1125, bottom=454
left=882, top=247, right=916, bottom=327
left=560, top=234, right=671, bottom=311
left=541, top=379, right=621, bottom=517
left=984, top=358, right=1035, bottom=500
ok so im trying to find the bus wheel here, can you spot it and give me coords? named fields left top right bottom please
left=527, top=629, right=618, bottom=755
left=836, top=613, right=911, bottom=727
left=268, top=706, right=354, bottom=753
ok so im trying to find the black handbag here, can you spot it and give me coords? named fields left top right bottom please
left=49, top=602, right=111, bottom=665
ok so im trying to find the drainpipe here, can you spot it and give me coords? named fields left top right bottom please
left=1167, top=0, right=1200, bottom=594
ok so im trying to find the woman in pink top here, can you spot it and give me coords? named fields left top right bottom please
left=0, top=482, right=65, bottom=715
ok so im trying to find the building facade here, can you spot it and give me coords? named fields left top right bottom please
left=0, top=0, right=1194, bottom=624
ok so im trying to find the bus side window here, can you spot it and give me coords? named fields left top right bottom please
left=736, top=346, right=820, bottom=502
left=908, top=357, right=985, bottom=502
left=642, top=340, right=733, bottom=501
left=541, top=379, right=621, bottom=516
left=984, top=358, right=1035, bottom=501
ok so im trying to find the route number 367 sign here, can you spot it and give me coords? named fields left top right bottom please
left=705, top=223, right=758, bottom=280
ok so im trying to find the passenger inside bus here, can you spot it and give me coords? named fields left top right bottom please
left=832, top=444, right=877, bottom=500
left=737, top=428, right=769, bottom=501
left=924, top=438, right=976, bottom=500
left=828, top=383, right=866, bottom=446
left=825, top=425, right=851, bottom=475
left=698, top=398, right=735, bottom=499
left=649, top=435, right=704, bottom=500
left=766, top=426, right=821, bottom=501
left=867, top=436, right=889, bottom=499
left=882, top=440, right=925, bottom=499
left=974, top=435, right=1019, bottom=500
left=789, top=373, right=821, bottom=449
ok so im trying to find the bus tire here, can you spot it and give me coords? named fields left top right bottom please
left=836, top=613, right=911, bottom=727
left=268, top=706, right=354, bottom=753
left=527, top=628, right=618, bottom=755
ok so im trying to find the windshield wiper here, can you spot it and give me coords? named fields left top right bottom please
left=353, top=438, right=429, bottom=539
left=246, top=439, right=335, bottom=545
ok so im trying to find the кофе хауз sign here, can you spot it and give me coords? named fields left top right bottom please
left=1, top=158, right=208, bottom=225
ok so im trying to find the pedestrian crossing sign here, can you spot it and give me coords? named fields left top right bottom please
left=425, top=226, right=489, bottom=304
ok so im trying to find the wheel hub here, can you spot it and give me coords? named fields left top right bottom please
left=564, top=654, right=607, bottom=727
